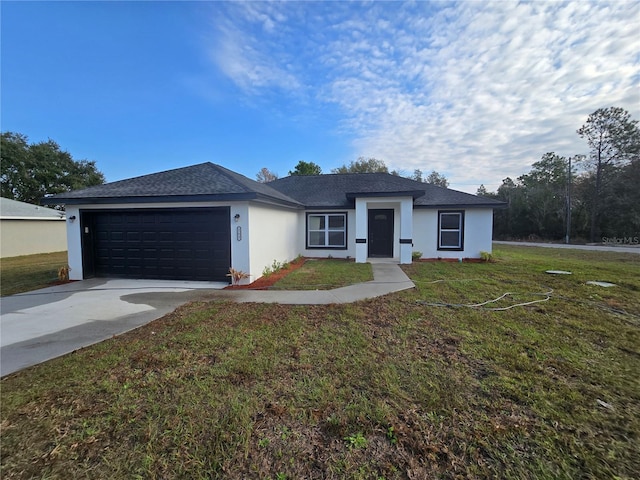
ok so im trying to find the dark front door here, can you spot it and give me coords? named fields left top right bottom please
left=368, top=209, right=394, bottom=257
left=80, top=207, right=231, bottom=282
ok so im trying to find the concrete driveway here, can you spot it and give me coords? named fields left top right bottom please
left=1, top=278, right=226, bottom=377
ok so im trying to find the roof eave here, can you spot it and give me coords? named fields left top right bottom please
left=415, top=202, right=507, bottom=209
left=253, top=193, right=304, bottom=209
left=345, top=190, right=426, bottom=200
left=42, top=192, right=260, bottom=206
left=303, top=204, right=353, bottom=210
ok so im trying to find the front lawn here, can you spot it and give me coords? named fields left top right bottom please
left=0, top=251, right=68, bottom=296
left=1, top=245, right=639, bottom=479
left=272, top=258, right=373, bottom=290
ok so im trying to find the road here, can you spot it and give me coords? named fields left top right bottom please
left=493, top=241, right=640, bottom=254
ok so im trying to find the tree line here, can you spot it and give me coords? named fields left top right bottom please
left=257, top=157, right=450, bottom=187
left=478, top=107, right=639, bottom=243
left=6, top=106, right=636, bottom=245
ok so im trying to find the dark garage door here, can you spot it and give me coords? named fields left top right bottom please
left=81, top=208, right=231, bottom=282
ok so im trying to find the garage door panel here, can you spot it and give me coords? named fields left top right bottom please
left=83, top=208, right=231, bottom=282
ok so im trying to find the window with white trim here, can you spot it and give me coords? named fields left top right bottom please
left=438, top=211, right=464, bottom=250
left=307, top=213, right=347, bottom=249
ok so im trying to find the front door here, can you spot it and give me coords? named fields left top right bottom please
left=368, top=209, right=394, bottom=257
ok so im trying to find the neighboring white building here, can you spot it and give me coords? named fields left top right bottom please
left=0, top=197, right=67, bottom=258
left=44, top=163, right=505, bottom=284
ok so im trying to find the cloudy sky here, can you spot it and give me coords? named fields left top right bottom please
left=2, top=1, right=638, bottom=193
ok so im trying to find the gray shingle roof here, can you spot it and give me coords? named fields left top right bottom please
left=43, top=163, right=302, bottom=207
left=42, top=162, right=504, bottom=209
left=1, top=197, right=65, bottom=219
left=267, top=173, right=505, bottom=208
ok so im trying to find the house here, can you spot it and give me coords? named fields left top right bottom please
left=43, top=162, right=505, bottom=283
left=1, top=197, right=67, bottom=258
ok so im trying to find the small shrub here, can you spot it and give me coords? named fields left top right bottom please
left=480, top=251, right=494, bottom=262
left=227, top=268, right=250, bottom=285
left=412, top=251, right=423, bottom=261
left=264, top=259, right=289, bottom=277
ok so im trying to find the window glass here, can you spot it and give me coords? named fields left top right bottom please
left=308, top=215, right=324, bottom=230
left=440, top=213, right=460, bottom=230
left=328, top=231, right=345, bottom=246
left=309, top=231, right=325, bottom=246
left=440, top=231, right=460, bottom=247
left=328, top=215, right=344, bottom=229
left=438, top=211, right=464, bottom=250
left=307, top=213, right=346, bottom=248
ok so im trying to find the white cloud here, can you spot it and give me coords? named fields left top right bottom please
left=206, top=0, right=640, bottom=192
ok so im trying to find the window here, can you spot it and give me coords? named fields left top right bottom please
left=307, top=213, right=347, bottom=249
left=438, top=211, right=464, bottom=250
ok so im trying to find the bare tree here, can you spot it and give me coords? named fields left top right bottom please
left=256, top=167, right=278, bottom=183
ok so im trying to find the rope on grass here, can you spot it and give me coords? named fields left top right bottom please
left=415, top=286, right=554, bottom=311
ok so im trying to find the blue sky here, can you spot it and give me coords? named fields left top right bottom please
left=2, top=1, right=639, bottom=193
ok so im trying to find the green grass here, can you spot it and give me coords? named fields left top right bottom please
left=0, top=251, right=68, bottom=296
left=1, top=245, right=639, bottom=479
left=272, top=258, right=373, bottom=290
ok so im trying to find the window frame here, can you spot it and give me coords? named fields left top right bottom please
left=306, top=212, right=348, bottom=250
left=437, top=210, right=465, bottom=251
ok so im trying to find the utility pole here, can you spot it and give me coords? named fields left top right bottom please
left=565, top=156, right=572, bottom=244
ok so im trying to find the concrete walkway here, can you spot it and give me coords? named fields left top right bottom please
left=1, top=263, right=414, bottom=376
left=208, top=262, right=415, bottom=304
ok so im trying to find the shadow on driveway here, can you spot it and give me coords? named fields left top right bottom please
left=1, top=279, right=226, bottom=377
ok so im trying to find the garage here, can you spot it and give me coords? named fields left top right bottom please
left=80, top=207, right=231, bottom=282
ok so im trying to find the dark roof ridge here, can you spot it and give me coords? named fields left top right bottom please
left=209, top=163, right=303, bottom=205
left=103, top=161, right=215, bottom=186
left=206, top=162, right=255, bottom=193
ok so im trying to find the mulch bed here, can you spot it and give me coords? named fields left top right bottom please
left=224, top=257, right=306, bottom=290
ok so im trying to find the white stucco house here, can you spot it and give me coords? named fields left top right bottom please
left=1, top=197, right=67, bottom=258
left=43, top=163, right=505, bottom=284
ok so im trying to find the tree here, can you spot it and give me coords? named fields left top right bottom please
left=331, top=157, right=388, bottom=174
left=518, top=152, right=570, bottom=238
left=602, top=157, right=640, bottom=238
left=1, top=132, right=105, bottom=205
left=577, top=107, right=640, bottom=241
left=411, top=169, right=424, bottom=182
left=493, top=177, right=529, bottom=239
left=288, top=160, right=322, bottom=176
left=256, top=167, right=278, bottom=183
left=425, top=170, right=449, bottom=188
left=476, top=184, right=489, bottom=196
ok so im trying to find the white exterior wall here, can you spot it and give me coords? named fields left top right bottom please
left=299, top=209, right=357, bottom=260
left=412, top=208, right=494, bottom=259
left=0, top=218, right=67, bottom=258
left=247, top=203, right=299, bottom=284
left=65, top=206, right=83, bottom=279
